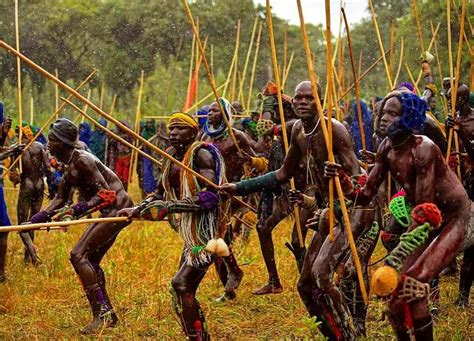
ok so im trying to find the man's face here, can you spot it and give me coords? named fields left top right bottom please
left=293, top=83, right=317, bottom=119
left=146, top=120, right=154, bottom=130
left=169, top=125, right=195, bottom=148
left=47, top=133, right=63, bottom=157
left=379, top=97, right=402, bottom=136
left=207, top=102, right=223, bottom=127
left=429, top=97, right=436, bottom=110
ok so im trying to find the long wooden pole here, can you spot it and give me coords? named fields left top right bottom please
left=186, top=82, right=227, bottom=113
left=446, top=0, right=467, bottom=163
left=103, top=94, right=116, bottom=166
left=393, top=38, right=405, bottom=86
left=342, top=8, right=367, bottom=167
left=431, top=22, right=449, bottom=118
left=0, top=216, right=130, bottom=233
left=187, top=32, right=196, bottom=103
left=30, top=96, right=34, bottom=125
left=230, top=20, right=241, bottom=101
left=368, top=0, right=393, bottom=89
left=266, top=0, right=304, bottom=247
left=15, top=0, right=23, bottom=174
left=181, top=1, right=244, bottom=157
left=296, top=0, right=368, bottom=304
left=4, top=70, right=97, bottom=176
left=238, top=15, right=258, bottom=107
left=129, top=70, right=145, bottom=184
left=247, top=22, right=263, bottom=111
left=282, top=51, right=294, bottom=89
left=412, top=0, right=425, bottom=52
left=414, top=22, right=441, bottom=86
left=55, top=69, right=59, bottom=118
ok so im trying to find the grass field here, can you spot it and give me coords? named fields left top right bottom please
left=0, top=183, right=472, bottom=339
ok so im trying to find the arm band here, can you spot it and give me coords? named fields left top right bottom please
left=235, top=171, right=280, bottom=196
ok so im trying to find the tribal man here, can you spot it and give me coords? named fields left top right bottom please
left=221, top=80, right=375, bottom=339
left=119, top=112, right=228, bottom=340
left=325, top=90, right=473, bottom=340
left=445, top=83, right=474, bottom=307
left=26, top=118, right=133, bottom=334
left=10, top=123, right=51, bottom=264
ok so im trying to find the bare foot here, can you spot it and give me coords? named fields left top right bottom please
left=252, top=283, right=283, bottom=295
left=79, top=311, right=118, bottom=335
left=215, top=291, right=237, bottom=303
left=224, top=267, right=244, bottom=293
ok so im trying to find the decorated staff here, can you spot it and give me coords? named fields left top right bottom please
left=296, top=0, right=368, bottom=304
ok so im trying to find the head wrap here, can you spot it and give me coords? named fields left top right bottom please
left=203, top=98, right=234, bottom=138
left=197, top=105, right=209, bottom=128
left=168, top=112, right=198, bottom=131
left=79, top=122, right=92, bottom=146
left=50, top=118, right=78, bottom=148
left=397, top=92, right=427, bottom=131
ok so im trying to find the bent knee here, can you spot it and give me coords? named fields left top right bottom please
left=69, top=249, right=87, bottom=265
left=171, top=276, right=192, bottom=296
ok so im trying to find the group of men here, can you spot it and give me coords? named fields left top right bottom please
left=0, top=53, right=473, bottom=341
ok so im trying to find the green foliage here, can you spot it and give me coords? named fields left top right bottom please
left=0, top=0, right=471, bottom=129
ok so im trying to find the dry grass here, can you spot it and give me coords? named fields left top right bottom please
left=0, top=184, right=472, bottom=339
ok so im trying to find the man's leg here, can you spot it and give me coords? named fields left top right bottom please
left=69, top=219, right=129, bottom=334
left=171, top=258, right=211, bottom=341
left=388, top=206, right=470, bottom=341
left=17, top=184, right=38, bottom=264
left=455, top=246, right=474, bottom=307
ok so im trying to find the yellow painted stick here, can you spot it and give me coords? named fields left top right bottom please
left=30, top=96, right=34, bottom=125
left=0, top=216, right=130, bottom=233
left=185, top=82, right=226, bottom=113
left=181, top=1, right=244, bottom=157
left=230, top=20, right=241, bottom=101
left=446, top=0, right=467, bottom=163
left=296, top=0, right=368, bottom=304
left=247, top=22, right=263, bottom=111
left=15, top=0, right=23, bottom=174
left=282, top=52, right=294, bottom=89
left=266, top=0, right=304, bottom=247
left=412, top=0, right=425, bottom=51
left=405, top=63, right=421, bottom=94
left=74, top=89, right=92, bottom=123
left=431, top=21, right=449, bottom=118
left=238, top=15, right=258, bottom=107
left=129, top=70, right=145, bottom=184
left=99, top=82, right=105, bottom=109
left=389, top=19, right=396, bottom=78
left=55, top=69, right=59, bottom=117
left=0, top=40, right=255, bottom=213
left=5, top=70, right=97, bottom=176
left=342, top=8, right=367, bottom=169
left=368, top=0, right=393, bottom=89
left=393, top=38, right=404, bottom=86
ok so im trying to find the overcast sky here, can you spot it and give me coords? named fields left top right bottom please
left=254, top=0, right=369, bottom=35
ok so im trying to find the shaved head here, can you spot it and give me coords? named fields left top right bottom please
left=295, top=80, right=321, bottom=100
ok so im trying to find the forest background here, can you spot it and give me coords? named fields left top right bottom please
left=0, top=0, right=472, bottom=126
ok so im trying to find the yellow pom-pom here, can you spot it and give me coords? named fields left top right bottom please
left=371, top=266, right=399, bottom=297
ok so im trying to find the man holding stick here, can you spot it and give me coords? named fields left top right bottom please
left=221, top=81, right=375, bottom=339
left=26, top=118, right=133, bottom=334
left=119, top=112, right=229, bottom=340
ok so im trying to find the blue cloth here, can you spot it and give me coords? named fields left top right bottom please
left=0, top=187, right=11, bottom=227
left=90, top=119, right=107, bottom=163
left=141, top=151, right=157, bottom=194
left=79, top=122, right=92, bottom=146
left=350, top=100, right=373, bottom=157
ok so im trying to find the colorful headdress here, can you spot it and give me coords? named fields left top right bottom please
left=168, top=112, right=198, bottom=131
left=397, top=92, right=427, bottom=132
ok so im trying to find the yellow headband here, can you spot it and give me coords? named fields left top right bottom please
left=168, top=112, right=198, bottom=130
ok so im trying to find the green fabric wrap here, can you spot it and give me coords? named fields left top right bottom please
left=235, top=171, right=280, bottom=196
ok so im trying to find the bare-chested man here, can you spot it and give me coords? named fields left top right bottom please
left=222, top=81, right=375, bottom=339
left=119, top=112, right=228, bottom=340
left=10, top=124, right=50, bottom=264
left=326, top=90, right=473, bottom=340
left=27, top=118, right=133, bottom=334
left=445, top=83, right=474, bottom=307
